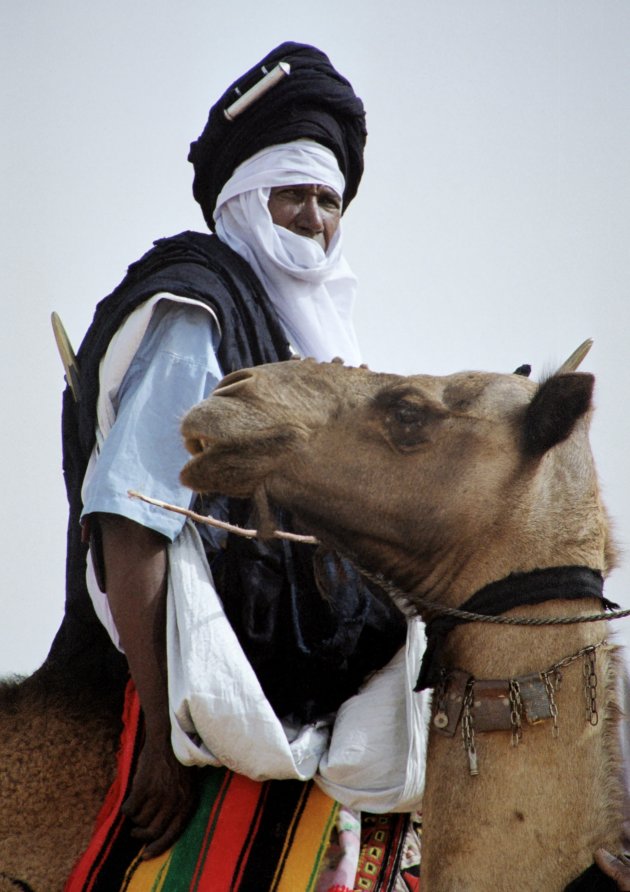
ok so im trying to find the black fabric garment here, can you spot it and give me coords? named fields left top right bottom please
left=563, top=862, right=619, bottom=891
left=45, top=231, right=406, bottom=721
left=189, top=42, right=367, bottom=228
left=214, top=526, right=405, bottom=721
left=415, top=565, right=612, bottom=691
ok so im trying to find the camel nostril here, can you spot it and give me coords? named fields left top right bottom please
left=184, top=437, right=205, bottom=456
left=215, top=369, right=254, bottom=396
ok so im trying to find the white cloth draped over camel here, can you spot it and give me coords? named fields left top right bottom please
left=82, top=294, right=430, bottom=813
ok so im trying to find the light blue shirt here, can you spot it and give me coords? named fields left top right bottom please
left=81, top=300, right=223, bottom=541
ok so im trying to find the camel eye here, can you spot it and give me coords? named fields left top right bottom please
left=373, top=386, right=447, bottom=451
left=394, top=404, right=426, bottom=426
left=387, top=401, right=440, bottom=451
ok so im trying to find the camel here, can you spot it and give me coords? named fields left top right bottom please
left=0, top=358, right=622, bottom=892
left=0, top=667, right=120, bottom=892
left=180, top=358, right=624, bottom=892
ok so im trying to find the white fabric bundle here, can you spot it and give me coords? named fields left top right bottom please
left=167, top=519, right=429, bottom=812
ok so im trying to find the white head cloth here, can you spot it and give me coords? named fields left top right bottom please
left=213, top=141, right=361, bottom=365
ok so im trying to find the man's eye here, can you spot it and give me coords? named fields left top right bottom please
left=274, top=189, right=299, bottom=201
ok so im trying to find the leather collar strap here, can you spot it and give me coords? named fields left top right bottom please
left=415, top=566, right=612, bottom=691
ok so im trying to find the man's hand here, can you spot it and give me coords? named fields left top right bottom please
left=123, top=732, right=198, bottom=859
left=594, top=849, right=630, bottom=890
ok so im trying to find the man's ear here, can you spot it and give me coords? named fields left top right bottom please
left=522, top=373, right=594, bottom=457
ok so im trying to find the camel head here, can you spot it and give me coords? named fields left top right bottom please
left=181, top=359, right=613, bottom=608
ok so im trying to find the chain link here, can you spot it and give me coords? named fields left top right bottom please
left=541, top=670, right=560, bottom=738
left=546, top=642, right=603, bottom=675
left=583, top=648, right=599, bottom=726
left=462, top=680, right=479, bottom=776
left=508, top=679, right=523, bottom=746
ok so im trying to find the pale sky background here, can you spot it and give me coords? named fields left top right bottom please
left=1, top=1, right=629, bottom=677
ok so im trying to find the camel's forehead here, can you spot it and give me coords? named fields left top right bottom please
left=401, top=370, right=537, bottom=415
left=250, top=362, right=537, bottom=417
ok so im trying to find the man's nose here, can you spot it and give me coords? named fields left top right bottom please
left=297, top=197, right=324, bottom=234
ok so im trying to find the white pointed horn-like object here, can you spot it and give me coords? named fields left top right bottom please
left=51, top=311, right=81, bottom=401
left=556, top=338, right=593, bottom=374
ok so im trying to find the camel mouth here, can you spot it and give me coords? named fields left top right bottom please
left=180, top=445, right=217, bottom=490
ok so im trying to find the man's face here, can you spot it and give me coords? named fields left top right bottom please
left=267, top=184, right=341, bottom=251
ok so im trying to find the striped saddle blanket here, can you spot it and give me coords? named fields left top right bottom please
left=65, top=686, right=420, bottom=891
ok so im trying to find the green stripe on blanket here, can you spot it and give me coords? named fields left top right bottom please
left=66, top=684, right=339, bottom=892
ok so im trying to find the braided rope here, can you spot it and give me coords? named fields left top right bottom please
left=366, top=571, right=630, bottom=626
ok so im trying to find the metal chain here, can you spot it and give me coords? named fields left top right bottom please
left=508, top=679, right=523, bottom=746
left=545, top=641, right=605, bottom=675
left=453, top=642, right=603, bottom=766
left=583, top=649, right=599, bottom=726
left=538, top=642, right=604, bottom=737
left=541, top=670, right=560, bottom=738
left=461, top=680, right=479, bottom=776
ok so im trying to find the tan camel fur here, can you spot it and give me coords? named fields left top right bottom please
left=0, top=669, right=119, bottom=891
left=180, top=359, right=622, bottom=892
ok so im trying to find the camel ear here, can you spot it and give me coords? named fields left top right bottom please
left=522, top=373, right=594, bottom=456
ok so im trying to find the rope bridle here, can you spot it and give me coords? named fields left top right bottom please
left=359, top=568, right=630, bottom=627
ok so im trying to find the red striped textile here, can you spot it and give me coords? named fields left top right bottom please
left=65, top=681, right=144, bottom=891
left=65, top=683, right=421, bottom=891
left=65, top=683, right=338, bottom=891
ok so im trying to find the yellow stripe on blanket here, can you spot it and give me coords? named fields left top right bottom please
left=272, top=784, right=339, bottom=892
left=122, top=847, right=171, bottom=891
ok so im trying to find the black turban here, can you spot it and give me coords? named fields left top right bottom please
left=189, top=42, right=367, bottom=229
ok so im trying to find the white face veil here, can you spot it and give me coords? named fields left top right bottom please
left=213, top=141, right=361, bottom=365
